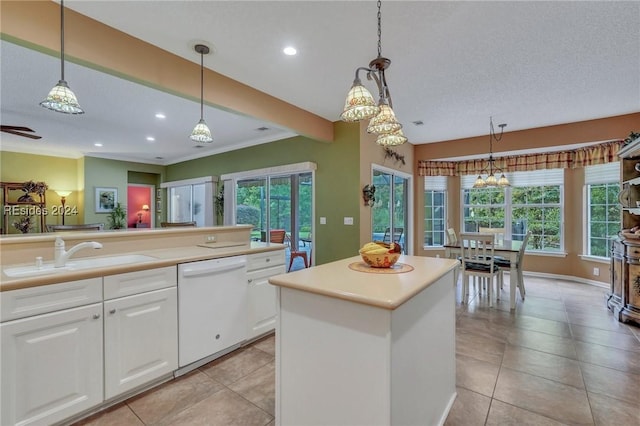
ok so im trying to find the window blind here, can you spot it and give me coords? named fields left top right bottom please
left=461, top=168, right=564, bottom=189
left=424, top=176, right=447, bottom=191
left=584, top=162, right=619, bottom=185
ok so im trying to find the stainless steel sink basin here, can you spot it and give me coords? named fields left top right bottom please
left=4, top=254, right=157, bottom=278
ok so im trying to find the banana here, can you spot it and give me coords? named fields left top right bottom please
left=365, top=248, right=391, bottom=255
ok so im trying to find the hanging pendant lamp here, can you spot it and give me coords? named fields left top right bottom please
left=340, top=0, right=406, bottom=144
left=40, top=0, right=84, bottom=114
left=190, top=44, right=213, bottom=143
left=472, top=117, right=510, bottom=188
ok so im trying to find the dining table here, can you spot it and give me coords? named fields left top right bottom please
left=444, top=238, right=524, bottom=310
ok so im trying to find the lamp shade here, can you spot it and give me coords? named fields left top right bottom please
left=497, top=174, right=510, bottom=187
left=473, top=176, right=486, bottom=189
left=376, top=128, right=407, bottom=146
left=190, top=118, right=213, bottom=143
left=142, top=204, right=150, bottom=211
left=340, top=80, right=380, bottom=122
left=55, top=190, right=72, bottom=197
left=367, top=102, right=402, bottom=135
left=40, top=80, right=84, bottom=114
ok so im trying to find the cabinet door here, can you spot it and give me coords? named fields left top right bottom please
left=104, top=287, right=178, bottom=399
left=247, top=265, right=284, bottom=339
left=1, top=303, right=103, bottom=426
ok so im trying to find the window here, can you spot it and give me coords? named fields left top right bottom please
left=462, top=169, right=564, bottom=253
left=161, top=176, right=215, bottom=226
left=585, top=162, right=620, bottom=257
left=424, top=176, right=446, bottom=247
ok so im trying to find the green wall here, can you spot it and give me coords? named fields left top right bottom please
left=167, top=121, right=361, bottom=265
left=83, top=157, right=166, bottom=226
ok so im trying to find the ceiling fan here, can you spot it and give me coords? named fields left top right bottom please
left=0, top=125, right=42, bottom=140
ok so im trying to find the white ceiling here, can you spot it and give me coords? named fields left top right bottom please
left=1, top=0, right=639, bottom=165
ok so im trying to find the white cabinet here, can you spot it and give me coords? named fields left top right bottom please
left=1, top=302, right=103, bottom=426
left=104, top=267, right=177, bottom=400
left=246, top=251, right=285, bottom=340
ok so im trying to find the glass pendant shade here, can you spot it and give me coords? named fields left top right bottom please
left=497, top=174, right=510, bottom=187
left=190, top=118, right=213, bottom=143
left=367, top=102, right=402, bottom=135
left=340, top=80, right=380, bottom=122
left=473, top=176, right=486, bottom=189
left=40, top=80, right=84, bottom=115
left=485, top=173, right=498, bottom=186
left=376, top=128, right=407, bottom=146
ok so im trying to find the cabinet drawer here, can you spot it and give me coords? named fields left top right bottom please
left=247, top=250, right=285, bottom=271
left=247, top=265, right=286, bottom=282
left=0, top=278, right=102, bottom=322
left=104, top=266, right=176, bottom=300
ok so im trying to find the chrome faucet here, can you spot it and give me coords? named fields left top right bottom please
left=54, top=236, right=103, bottom=268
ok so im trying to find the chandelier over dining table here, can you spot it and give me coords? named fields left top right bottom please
left=473, top=117, right=510, bottom=188
left=339, top=0, right=407, bottom=146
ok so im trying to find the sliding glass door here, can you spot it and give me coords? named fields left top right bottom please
left=372, top=167, right=410, bottom=253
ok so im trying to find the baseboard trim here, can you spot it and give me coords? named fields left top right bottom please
left=521, top=271, right=608, bottom=289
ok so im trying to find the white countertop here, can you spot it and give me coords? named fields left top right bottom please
left=268, top=255, right=459, bottom=310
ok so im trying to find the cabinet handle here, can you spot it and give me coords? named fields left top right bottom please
left=266, top=258, right=270, bottom=262
left=109, top=309, right=117, bottom=314
left=92, top=314, right=101, bottom=319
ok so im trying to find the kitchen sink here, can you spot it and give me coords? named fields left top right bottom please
left=4, top=254, right=157, bottom=278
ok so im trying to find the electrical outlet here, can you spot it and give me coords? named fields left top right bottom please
left=593, top=267, right=600, bottom=276
left=206, top=235, right=216, bottom=242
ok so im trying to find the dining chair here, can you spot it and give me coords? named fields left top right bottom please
left=493, top=231, right=531, bottom=300
left=382, top=227, right=404, bottom=244
left=478, top=227, right=505, bottom=244
left=160, top=221, right=196, bottom=227
left=269, top=229, right=287, bottom=244
left=47, top=223, right=104, bottom=232
left=459, top=232, right=503, bottom=307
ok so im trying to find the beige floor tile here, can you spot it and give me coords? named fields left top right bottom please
left=517, top=295, right=567, bottom=311
left=580, top=362, right=640, bottom=405
left=156, top=388, right=273, bottom=426
left=485, top=399, right=568, bottom=426
left=200, top=346, right=274, bottom=385
left=73, top=403, right=144, bottom=426
left=493, top=367, right=593, bottom=425
left=575, top=341, right=640, bottom=375
left=570, top=323, right=640, bottom=352
left=512, top=314, right=572, bottom=338
left=566, top=310, right=635, bottom=335
left=501, top=344, right=584, bottom=389
left=251, top=333, right=275, bottom=355
left=507, top=328, right=578, bottom=359
left=455, top=353, right=500, bottom=397
left=456, top=316, right=510, bottom=342
left=456, top=330, right=506, bottom=365
left=228, top=361, right=275, bottom=416
left=127, top=369, right=224, bottom=425
left=516, top=304, right=569, bottom=323
left=444, top=387, right=491, bottom=426
left=588, top=392, right=640, bottom=426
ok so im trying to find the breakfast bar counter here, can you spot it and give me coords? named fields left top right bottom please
left=268, top=254, right=459, bottom=426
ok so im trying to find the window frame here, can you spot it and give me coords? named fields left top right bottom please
left=584, top=162, right=620, bottom=259
left=423, top=176, right=447, bottom=248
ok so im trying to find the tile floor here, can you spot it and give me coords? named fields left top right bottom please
left=73, top=274, right=640, bottom=426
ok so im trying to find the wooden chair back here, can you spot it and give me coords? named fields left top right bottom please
left=47, top=223, right=104, bottom=232
left=269, top=229, right=286, bottom=244
left=160, top=221, right=196, bottom=227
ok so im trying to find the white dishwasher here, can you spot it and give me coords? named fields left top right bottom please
left=178, top=255, right=248, bottom=368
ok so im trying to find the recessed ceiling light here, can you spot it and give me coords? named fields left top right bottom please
left=283, top=46, right=297, bottom=56
left=94, top=142, right=103, bottom=147
left=146, top=136, right=155, bottom=142
left=155, top=113, right=166, bottom=119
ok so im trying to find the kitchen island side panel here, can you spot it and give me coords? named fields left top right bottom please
left=276, top=269, right=456, bottom=426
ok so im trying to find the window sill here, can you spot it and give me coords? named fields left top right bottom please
left=422, top=246, right=445, bottom=251
left=579, top=255, right=610, bottom=264
left=525, top=251, right=567, bottom=258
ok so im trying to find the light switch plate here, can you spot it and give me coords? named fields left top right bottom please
left=320, top=217, right=326, bottom=224
left=344, top=217, right=354, bottom=225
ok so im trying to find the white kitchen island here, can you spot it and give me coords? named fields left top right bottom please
left=268, top=254, right=459, bottom=426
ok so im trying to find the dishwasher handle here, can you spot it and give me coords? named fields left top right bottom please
left=181, top=261, right=246, bottom=278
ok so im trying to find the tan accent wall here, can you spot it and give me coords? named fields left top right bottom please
left=1, top=0, right=333, bottom=143
left=413, top=113, right=640, bottom=284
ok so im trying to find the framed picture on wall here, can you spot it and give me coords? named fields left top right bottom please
left=95, top=187, right=117, bottom=213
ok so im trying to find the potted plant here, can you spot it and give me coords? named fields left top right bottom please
left=107, top=202, right=127, bottom=229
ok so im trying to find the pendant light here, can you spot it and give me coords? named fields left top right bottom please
left=190, top=44, right=213, bottom=143
left=40, top=0, right=84, bottom=114
left=473, top=117, right=510, bottom=188
left=340, top=0, right=406, bottom=144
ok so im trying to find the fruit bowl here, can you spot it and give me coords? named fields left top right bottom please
left=359, top=242, right=401, bottom=268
